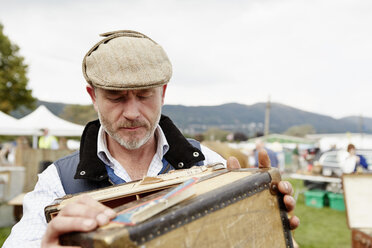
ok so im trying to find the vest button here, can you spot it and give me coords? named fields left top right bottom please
left=80, top=171, right=86, bottom=176
left=193, top=152, right=199, bottom=157
left=98, top=175, right=105, bottom=179
left=178, top=162, right=184, bottom=168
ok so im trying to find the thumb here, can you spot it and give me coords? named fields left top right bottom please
left=258, top=149, right=271, bottom=168
left=227, top=156, right=241, bottom=169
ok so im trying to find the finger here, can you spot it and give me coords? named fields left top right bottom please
left=289, top=215, right=300, bottom=230
left=60, top=202, right=102, bottom=218
left=75, top=195, right=116, bottom=219
left=258, top=149, right=271, bottom=168
left=44, top=216, right=98, bottom=244
left=59, top=203, right=115, bottom=226
left=60, top=195, right=116, bottom=226
left=75, top=195, right=113, bottom=214
left=278, top=181, right=294, bottom=196
left=227, top=156, right=241, bottom=169
left=283, top=195, right=296, bottom=212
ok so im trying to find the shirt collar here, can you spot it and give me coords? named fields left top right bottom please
left=96, top=125, right=170, bottom=166
left=97, top=126, right=110, bottom=165
left=74, top=116, right=205, bottom=182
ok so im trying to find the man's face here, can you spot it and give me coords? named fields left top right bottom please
left=88, top=85, right=166, bottom=150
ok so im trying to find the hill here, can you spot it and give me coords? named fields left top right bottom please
left=162, top=102, right=372, bottom=135
left=10, top=101, right=372, bottom=135
left=10, top=100, right=66, bottom=118
left=339, top=116, right=372, bottom=132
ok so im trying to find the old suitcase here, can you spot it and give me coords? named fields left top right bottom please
left=45, top=165, right=223, bottom=221
left=48, top=167, right=293, bottom=247
left=342, top=173, right=372, bottom=248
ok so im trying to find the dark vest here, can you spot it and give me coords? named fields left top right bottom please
left=55, top=115, right=205, bottom=195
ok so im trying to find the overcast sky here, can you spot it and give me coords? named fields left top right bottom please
left=0, top=0, right=371, bottom=118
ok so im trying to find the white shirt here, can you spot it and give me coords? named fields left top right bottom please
left=3, top=125, right=225, bottom=247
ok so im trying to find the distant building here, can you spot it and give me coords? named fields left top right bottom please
left=306, top=133, right=372, bottom=151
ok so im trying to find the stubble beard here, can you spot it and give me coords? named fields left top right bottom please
left=98, top=110, right=161, bottom=150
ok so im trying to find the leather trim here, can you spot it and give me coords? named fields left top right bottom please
left=127, top=171, right=273, bottom=244
left=277, top=194, right=294, bottom=248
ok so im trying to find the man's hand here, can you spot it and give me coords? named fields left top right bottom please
left=226, top=150, right=300, bottom=230
left=41, top=195, right=116, bottom=248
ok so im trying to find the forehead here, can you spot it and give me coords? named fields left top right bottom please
left=98, top=87, right=159, bottom=95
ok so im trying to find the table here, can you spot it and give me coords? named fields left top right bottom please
left=289, top=173, right=341, bottom=183
left=8, top=193, right=26, bottom=222
left=289, top=173, right=342, bottom=200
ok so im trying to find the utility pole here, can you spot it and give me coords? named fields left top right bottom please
left=359, top=114, right=364, bottom=137
left=358, top=114, right=364, bottom=148
left=264, top=95, right=271, bottom=136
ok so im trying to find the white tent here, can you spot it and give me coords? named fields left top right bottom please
left=0, top=111, right=18, bottom=123
left=0, top=105, right=85, bottom=148
left=0, top=111, right=24, bottom=135
left=16, top=105, right=84, bottom=137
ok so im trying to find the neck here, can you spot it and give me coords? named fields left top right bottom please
left=106, top=131, right=158, bottom=181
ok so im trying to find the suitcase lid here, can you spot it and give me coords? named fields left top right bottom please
left=342, top=173, right=372, bottom=229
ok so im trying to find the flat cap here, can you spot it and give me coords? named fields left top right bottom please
left=82, top=30, right=172, bottom=90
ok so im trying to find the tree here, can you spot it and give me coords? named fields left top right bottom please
left=284, top=124, right=315, bottom=137
left=60, top=104, right=97, bottom=125
left=193, top=133, right=205, bottom=142
left=203, top=128, right=230, bottom=142
left=233, top=132, right=248, bottom=142
left=0, top=23, right=35, bottom=114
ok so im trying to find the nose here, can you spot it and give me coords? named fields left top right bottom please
left=121, top=97, right=141, bottom=121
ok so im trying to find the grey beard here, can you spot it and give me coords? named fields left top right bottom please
left=98, top=110, right=161, bottom=150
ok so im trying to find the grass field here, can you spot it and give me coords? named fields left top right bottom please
left=0, top=226, right=11, bottom=247
left=0, top=179, right=351, bottom=247
left=289, top=178, right=351, bottom=248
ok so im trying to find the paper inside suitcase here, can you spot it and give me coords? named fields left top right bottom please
left=55, top=167, right=293, bottom=248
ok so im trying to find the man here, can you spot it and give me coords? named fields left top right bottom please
left=254, top=139, right=279, bottom=168
left=4, top=30, right=299, bottom=247
left=38, top=128, right=59, bottom=150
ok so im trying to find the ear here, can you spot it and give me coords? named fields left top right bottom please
left=161, top=84, right=167, bottom=105
left=86, top=85, right=98, bottom=112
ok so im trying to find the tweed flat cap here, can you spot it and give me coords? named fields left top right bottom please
left=82, top=30, right=172, bottom=90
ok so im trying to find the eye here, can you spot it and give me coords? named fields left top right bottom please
left=138, top=95, right=149, bottom=99
left=107, top=96, right=124, bottom=102
left=137, top=92, right=153, bottom=99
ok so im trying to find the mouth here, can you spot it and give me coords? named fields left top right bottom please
left=125, top=127, right=139, bottom=130
left=120, top=126, right=143, bottom=131
left=118, top=120, right=147, bottom=132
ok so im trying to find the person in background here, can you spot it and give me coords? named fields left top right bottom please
left=342, top=144, right=369, bottom=173
left=0, top=142, right=15, bottom=165
left=254, top=139, right=279, bottom=168
left=292, top=144, right=300, bottom=172
left=328, top=144, right=337, bottom=151
left=38, top=128, right=59, bottom=150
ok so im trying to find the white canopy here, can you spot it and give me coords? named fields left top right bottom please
left=0, top=111, right=24, bottom=135
left=16, top=105, right=84, bottom=137
left=0, top=111, right=18, bottom=123
left=0, top=105, right=84, bottom=137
